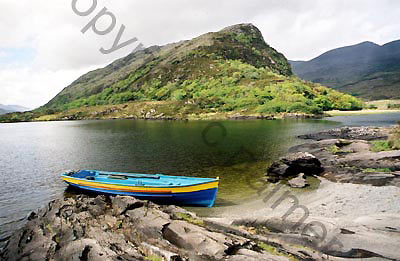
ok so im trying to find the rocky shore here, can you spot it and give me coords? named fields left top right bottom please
left=2, top=126, right=400, bottom=260
left=219, top=125, right=400, bottom=260
left=1, top=195, right=324, bottom=261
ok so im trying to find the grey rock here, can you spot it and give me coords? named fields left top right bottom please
left=267, top=152, right=323, bottom=181
left=111, top=196, right=144, bottom=215
left=163, top=220, right=228, bottom=258
left=226, top=249, right=289, bottom=261
left=87, top=195, right=107, bottom=216
left=268, top=162, right=290, bottom=177
left=288, top=173, right=309, bottom=188
left=299, top=126, right=389, bottom=141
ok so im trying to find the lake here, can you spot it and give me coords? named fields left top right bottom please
left=1, top=112, right=399, bottom=249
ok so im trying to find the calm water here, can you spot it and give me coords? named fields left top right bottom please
left=0, top=112, right=399, bottom=248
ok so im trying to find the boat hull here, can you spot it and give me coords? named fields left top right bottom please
left=61, top=171, right=218, bottom=207
left=67, top=182, right=218, bottom=207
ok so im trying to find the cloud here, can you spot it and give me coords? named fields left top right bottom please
left=0, top=65, right=92, bottom=109
left=0, top=51, right=7, bottom=58
left=1, top=0, right=400, bottom=107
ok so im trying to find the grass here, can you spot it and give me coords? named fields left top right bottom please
left=145, top=255, right=163, bottom=261
left=363, top=168, right=392, bottom=173
left=175, top=212, right=204, bottom=226
left=327, top=145, right=341, bottom=154
left=369, top=124, right=400, bottom=152
left=257, top=242, right=281, bottom=255
left=257, top=242, right=298, bottom=261
left=370, top=141, right=393, bottom=152
left=326, top=144, right=353, bottom=154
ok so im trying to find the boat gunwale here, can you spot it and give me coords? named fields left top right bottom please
left=61, top=174, right=219, bottom=189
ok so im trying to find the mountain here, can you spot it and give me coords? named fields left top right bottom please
left=0, top=104, right=30, bottom=115
left=43, top=23, right=292, bottom=110
left=290, top=40, right=400, bottom=100
left=1, top=24, right=362, bottom=123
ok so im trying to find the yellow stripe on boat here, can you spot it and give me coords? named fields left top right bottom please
left=62, top=177, right=218, bottom=194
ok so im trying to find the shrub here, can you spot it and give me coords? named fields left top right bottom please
left=257, top=100, right=289, bottom=113
left=109, top=92, right=135, bottom=104
left=363, top=168, right=392, bottom=173
left=171, top=89, right=187, bottom=101
left=234, top=33, right=253, bottom=45
left=287, top=102, right=322, bottom=114
left=388, top=104, right=400, bottom=109
left=314, top=97, right=333, bottom=111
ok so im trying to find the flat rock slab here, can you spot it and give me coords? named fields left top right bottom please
left=298, top=126, right=390, bottom=141
left=288, top=174, right=309, bottom=188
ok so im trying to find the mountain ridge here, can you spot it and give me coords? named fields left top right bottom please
left=0, top=104, right=30, bottom=115
left=290, top=39, right=400, bottom=100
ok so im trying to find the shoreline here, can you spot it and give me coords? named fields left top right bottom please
left=209, top=125, right=400, bottom=260
left=2, top=106, right=400, bottom=124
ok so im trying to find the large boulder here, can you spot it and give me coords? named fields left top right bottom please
left=267, top=152, right=323, bottom=182
left=163, top=220, right=243, bottom=258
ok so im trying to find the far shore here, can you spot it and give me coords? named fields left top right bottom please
left=326, top=109, right=400, bottom=116
left=2, top=100, right=400, bottom=123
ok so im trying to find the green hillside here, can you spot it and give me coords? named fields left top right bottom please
left=1, top=24, right=362, bottom=123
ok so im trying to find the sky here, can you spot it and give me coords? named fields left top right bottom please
left=1, top=0, right=400, bottom=109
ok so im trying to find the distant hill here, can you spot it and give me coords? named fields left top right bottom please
left=0, top=104, right=30, bottom=115
left=0, top=108, right=8, bottom=115
left=290, top=40, right=400, bottom=100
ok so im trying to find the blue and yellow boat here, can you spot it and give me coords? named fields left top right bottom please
left=61, top=170, right=219, bottom=207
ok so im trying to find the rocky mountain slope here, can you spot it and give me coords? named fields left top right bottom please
left=291, top=40, right=400, bottom=100
left=44, top=24, right=292, bottom=110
